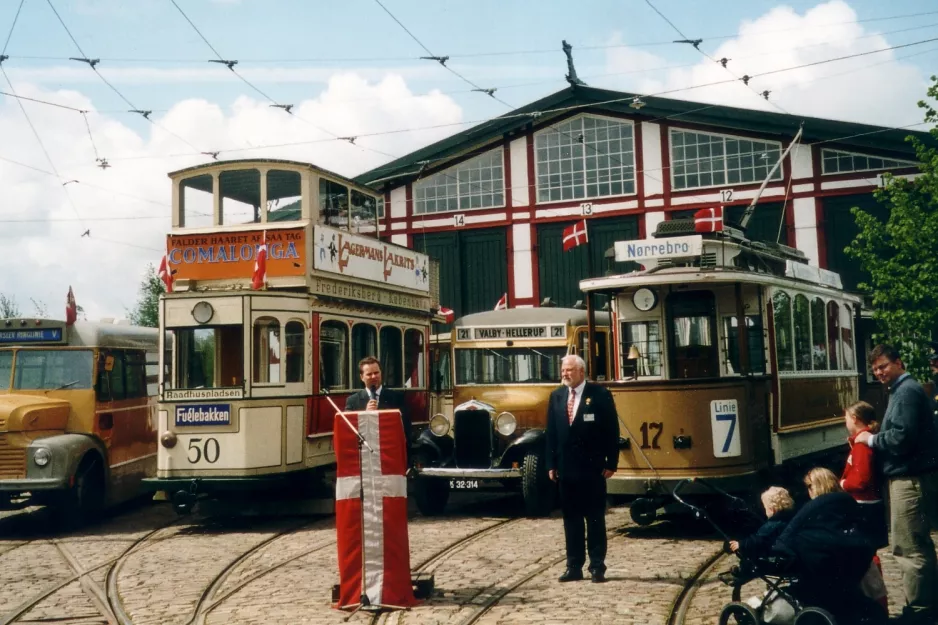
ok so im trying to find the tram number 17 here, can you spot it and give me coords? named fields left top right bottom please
left=187, top=438, right=221, bottom=464
left=639, top=422, right=663, bottom=449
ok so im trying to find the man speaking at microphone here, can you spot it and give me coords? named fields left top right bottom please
left=345, top=356, right=410, bottom=452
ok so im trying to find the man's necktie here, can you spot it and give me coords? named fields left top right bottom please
left=567, top=389, right=576, bottom=425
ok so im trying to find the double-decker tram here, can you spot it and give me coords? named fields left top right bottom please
left=580, top=219, right=863, bottom=525
left=146, top=159, right=436, bottom=512
left=0, top=318, right=160, bottom=520
left=414, top=307, right=611, bottom=517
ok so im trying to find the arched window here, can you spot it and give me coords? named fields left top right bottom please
left=351, top=324, right=377, bottom=389
left=811, top=297, right=828, bottom=370
left=320, top=320, right=348, bottom=390
left=253, top=316, right=281, bottom=383
left=379, top=326, right=403, bottom=387
left=772, top=291, right=793, bottom=372
left=827, top=301, right=841, bottom=370
left=841, top=304, right=855, bottom=371
left=793, top=294, right=811, bottom=371
left=404, top=329, right=426, bottom=388
left=284, top=320, right=305, bottom=383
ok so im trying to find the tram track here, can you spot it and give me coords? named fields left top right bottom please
left=665, top=549, right=729, bottom=625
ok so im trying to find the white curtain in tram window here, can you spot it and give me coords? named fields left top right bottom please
left=674, top=317, right=692, bottom=347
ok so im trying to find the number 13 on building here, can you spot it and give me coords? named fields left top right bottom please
left=710, top=399, right=741, bottom=458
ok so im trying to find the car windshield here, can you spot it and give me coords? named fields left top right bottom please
left=0, top=351, right=12, bottom=390
left=455, top=346, right=567, bottom=384
left=13, top=349, right=94, bottom=390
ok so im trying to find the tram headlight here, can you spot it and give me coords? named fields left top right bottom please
left=429, top=414, right=450, bottom=437
left=494, top=412, right=517, bottom=437
left=161, top=431, right=178, bottom=449
left=33, top=447, right=51, bottom=467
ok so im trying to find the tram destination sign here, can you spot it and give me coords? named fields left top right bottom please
left=456, top=325, right=566, bottom=341
left=175, top=404, right=232, bottom=427
left=0, top=327, right=64, bottom=344
left=164, top=387, right=244, bottom=401
left=615, top=235, right=703, bottom=263
left=314, top=225, right=430, bottom=293
left=311, top=277, right=430, bottom=312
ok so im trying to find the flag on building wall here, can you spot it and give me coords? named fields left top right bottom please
left=65, top=287, right=77, bottom=326
left=158, top=255, right=174, bottom=293
left=439, top=307, right=455, bottom=323
left=494, top=293, right=508, bottom=311
left=252, top=232, right=268, bottom=290
left=562, top=219, right=589, bottom=251
left=694, top=207, right=724, bottom=233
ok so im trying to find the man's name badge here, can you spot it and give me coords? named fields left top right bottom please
left=584, top=413, right=595, bottom=422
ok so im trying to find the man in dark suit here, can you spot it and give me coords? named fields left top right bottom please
left=344, top=356, right=410, bottom=448
left=546, top=354, right=619, bottom=583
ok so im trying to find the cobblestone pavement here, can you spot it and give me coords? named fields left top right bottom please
left=1, top=498, right=935, bottom=625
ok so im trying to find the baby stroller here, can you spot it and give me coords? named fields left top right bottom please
left=671, top=478, right=888, bottom=625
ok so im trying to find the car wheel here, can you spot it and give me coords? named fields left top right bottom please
left=521, top=451, right=555, bottom=517
left=59, top=454, right=105, bottom=527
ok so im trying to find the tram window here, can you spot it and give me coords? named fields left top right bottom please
left=620, top=321, right=662, bottom=377
left=380, top=326, right=403, bottom=387
left=284, top=320, right=305, bottom=384
left=145, top=350, right=160, bottom=397
left=841, top=304, right=856, bottom=371
left=669, top=291, right=718, bottom=379
left=0, top=351, right=11, bottom=390
left=220, top=169, right=261, bottom=225
left=811, top=297, right=829, bottom=370
left=723, top=316, right=766, bottom=375
left=14, top=350, right=93, bottom=390
left=320, top=178, right=349, bottom=230
left=267, top=170, right=303, bottom=223
left=793, top=294, right=812, bottom=371
left=404, top=329, right=425, bottom=388
left=431, top=344, right=451, bottom=392
left=125, top=351, right=147, bottom=399
left=351, top=324, right=377, bottom=389
left=174, top=326, right=243, bottom=389
left=455, top=347, right=566, bottom=384
left=180, top=174, right=214, bottom=228
left=827, top=301, right=841, bottom=370
left=253, top=317, right=282, bottom=384
left=772, top=291, right=794, bottom=371
left=320, top=321, right=349, bottom=390
left=351, top=190, right=378, bottom=235
left=577, top=330, right=609, bottom=381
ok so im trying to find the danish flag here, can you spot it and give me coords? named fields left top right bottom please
left=694, top=207, right=724, bottom=233
left=562, top=219, right=589, bottom=252
left=158, top=255, right=174, bottom=293
left=65, top=286, right=77, bottom=326
left=251, top=231, right=267, bottom=290
left=494, top=293, right=508, bottom=311
left=439, top=306, right=455, bottom=323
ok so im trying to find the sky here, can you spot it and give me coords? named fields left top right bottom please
left=1, top=0, right=937, bottom=320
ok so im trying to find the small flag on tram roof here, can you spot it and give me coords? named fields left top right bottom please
left=158, top=254, right=174, bottom=293
left=694, top=207, right=724, bottom=233
left=439, top=306, right=455, bottom=323
left=562, top=219, right=589, bottom=252
left=65, top=286, right=77, bottom=326
left=252, top=231, right=268, bottom=290
left=494, top=293, right=508, bottom=311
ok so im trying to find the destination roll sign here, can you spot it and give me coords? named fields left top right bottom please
left=456, top=325, right=566, bottom=341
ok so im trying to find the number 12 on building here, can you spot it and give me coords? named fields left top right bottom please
left=710, top=399, right=741, bottom=458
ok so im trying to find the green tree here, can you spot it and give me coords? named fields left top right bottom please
left=0, top=294, right=20, bottom=318
left=846, top=76, right=938, bottom=379
left=127, top=264, right=164, bottom=328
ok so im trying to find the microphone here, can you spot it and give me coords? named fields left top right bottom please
left=369, top=385, right=378, bottom=401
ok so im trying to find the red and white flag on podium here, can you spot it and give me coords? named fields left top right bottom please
left=334, top=409, right=417, bottom=611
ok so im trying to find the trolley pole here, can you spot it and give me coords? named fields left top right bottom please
left=584, top=220, right=598, bottom=380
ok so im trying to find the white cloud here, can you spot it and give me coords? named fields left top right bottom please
left=0, top=73, right=463, bottom=320
left=601, top=0, right=932, bottom=126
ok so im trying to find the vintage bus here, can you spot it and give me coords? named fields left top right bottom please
left=579, top=219, right=866, bottom=524
left=145, top=159, right=436, bottom=512
left=413, top=307, right=611, bottom=517
left=0, top=318, right=160, bottom=520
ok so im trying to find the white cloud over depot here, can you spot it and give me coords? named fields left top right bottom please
left=0, top=73, right=462, bottom=320
left=602, top=0, right=933, bottom=126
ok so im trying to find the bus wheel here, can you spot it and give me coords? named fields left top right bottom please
left=414, top=475, right=449, bottom=516
left=61, top=455, right=105, bottom=526
left=521, top=452, right=554, bottom=517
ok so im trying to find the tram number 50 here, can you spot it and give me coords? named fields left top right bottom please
left=187, top=438, right=221, bottom=464
left=639, top=422, right=663, bottom=449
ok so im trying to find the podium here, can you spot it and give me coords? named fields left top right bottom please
left=334, top=409, right=418, bottom=611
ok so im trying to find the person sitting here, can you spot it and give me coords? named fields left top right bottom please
left=729, top=486, right=796, bottom=558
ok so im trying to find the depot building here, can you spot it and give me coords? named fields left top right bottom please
left=355, top=85, right=932, bottom=318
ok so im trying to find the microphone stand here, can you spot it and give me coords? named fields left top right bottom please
left=322, top=390, right=376, bottom=618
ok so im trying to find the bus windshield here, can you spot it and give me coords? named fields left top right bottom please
left=455, top=346, right=567, bottom=385
left=12, top=349, right=94, bottom=390
left=0, top=351, right=11, bottom=390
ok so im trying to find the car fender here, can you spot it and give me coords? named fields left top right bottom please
left=27, top=433, right=109, bottom=484
left=413, top=429, right=454, bottom=465
left=499, top=429, right=546, bottom=467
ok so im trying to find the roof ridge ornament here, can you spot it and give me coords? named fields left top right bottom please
left=562, top=40, right=587, bottom=88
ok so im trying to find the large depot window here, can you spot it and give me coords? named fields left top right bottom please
left=670, top=129, right=782, bottom=191
left=414, top=148, right=504, bottom=214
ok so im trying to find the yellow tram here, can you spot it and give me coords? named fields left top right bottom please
left=580, top=219, right=863, bottom=524
left=145, top=159, right=437, bottom=511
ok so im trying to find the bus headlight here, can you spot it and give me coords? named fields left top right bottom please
left=429, top=414, right=450, bottom=437
left=33, top=448, right=51, bottom=467
left=494, top=412, right=517, bottom=437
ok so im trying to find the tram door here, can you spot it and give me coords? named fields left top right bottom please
left=429, top=336, right=453, bottom=420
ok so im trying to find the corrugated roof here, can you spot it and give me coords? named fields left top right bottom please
left=355, top=85, right=935, bottom=188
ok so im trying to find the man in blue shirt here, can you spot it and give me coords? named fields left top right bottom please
left=856, top=344, right=938, bottom=624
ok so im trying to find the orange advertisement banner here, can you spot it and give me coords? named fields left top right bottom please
left=167, top=228, right=306, bottom=281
